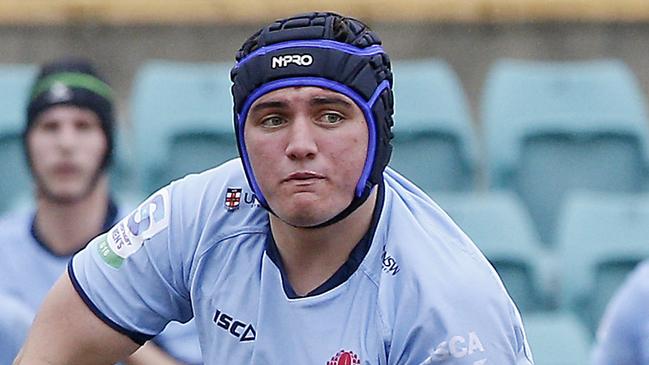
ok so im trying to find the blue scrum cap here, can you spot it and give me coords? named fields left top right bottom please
left=230, top=12, right=394, bottom=227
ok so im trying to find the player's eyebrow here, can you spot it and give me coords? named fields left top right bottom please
left=310, top=96, right=353, bottom=108
left=249, top=100, right=288, bottom=114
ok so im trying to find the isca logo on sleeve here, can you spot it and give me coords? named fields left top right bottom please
left=420, top=331, right=486, bottom=364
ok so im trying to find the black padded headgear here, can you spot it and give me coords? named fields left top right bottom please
left=25, top=57, right=115, bottom=170
left=231, top=12, right=394, bottom=228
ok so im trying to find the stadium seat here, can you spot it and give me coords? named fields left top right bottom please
left=109, top=128, right=139, bottom=206
left=390, top=59, right=479, bottom=193
left=556, top=191, right=649, bottom=333
left=434, top=191, right=555, bottom=312
left=482, top=59, right=649, bottom=244
left=522, top=311, right=592, bottom=365
left=131, top=61, right=237, bottom=195
left=0, top=64, right=37, bottom=213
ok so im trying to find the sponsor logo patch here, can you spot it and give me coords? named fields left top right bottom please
left=98, top=188, right=170, bottom=268
left=271, top=54, right=314, bottom=69
left=381, top=249, right=400, bottom=276
left=213, top=308, right=256, bottom=342
left=327, top=350, right=361, bottom=365
left=243, top=191, right=260, bottom=208
left=421, top=331, right=486, bottom=364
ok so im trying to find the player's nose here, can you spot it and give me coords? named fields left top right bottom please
left=285, top=117, right=318, bottom=160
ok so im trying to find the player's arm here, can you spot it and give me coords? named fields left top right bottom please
left=125, top=342, right=186, bottom=365
left=591, top=262, right=649, bottom=364
left=14, top=272, right=140, bottom=365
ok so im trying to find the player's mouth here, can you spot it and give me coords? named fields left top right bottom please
left=51, top=162, right=81, bottom=176
left=282, top=171, right=326, bottom=184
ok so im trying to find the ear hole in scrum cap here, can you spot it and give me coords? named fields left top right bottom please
left=231, top=12, right=394, bottom=228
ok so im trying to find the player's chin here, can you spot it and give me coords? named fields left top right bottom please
left=42, top=188, right=87, bottom=204
left=276, top=203, right=337, bottom=228
left=39, top=177, right=95, bottom=203
left=282, top=214, right=331, bottom=228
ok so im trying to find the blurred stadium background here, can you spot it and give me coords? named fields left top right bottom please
left=3, top=1, right=649, bottom=364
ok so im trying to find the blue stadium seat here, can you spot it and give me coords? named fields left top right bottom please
left=434, top=191, right=555, bottom=312
left=556, top=191, right=649, bottom=333
left=0, top=64, right=37, bottom=213
left=482, top=59, right=649, bottom=244
left=131, top=61, right=237, bottom=195
left=390, top=59, right=479, bottom=193
left=522, top=311, right=591, bottom=365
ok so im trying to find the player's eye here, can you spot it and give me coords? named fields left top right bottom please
left=38, top=121, right=60, bottom=133
left=260, top=116, right=285, bottom=128
left=320, top=113, right=343, bottom=125
left=75, top=119, right=95, bottom=131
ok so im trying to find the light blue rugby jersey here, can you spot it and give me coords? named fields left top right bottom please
left=0, top=201, right=120, bottom=314
left=71, top=159, right=533, bottom=364
left=0, top=201, right=201, bottom=365
left=592, top=260, right=649, bottom=364
left=0, top=293, right=33, bottom=365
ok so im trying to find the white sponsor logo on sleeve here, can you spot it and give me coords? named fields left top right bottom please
left=420, top=331, right=486, bottom=364
left=98, top=188, right=170, bottom=268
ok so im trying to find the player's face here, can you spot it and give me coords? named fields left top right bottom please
left=244, top=86, right=368, bottom=226
left=28, top=105, right=107, bottom=203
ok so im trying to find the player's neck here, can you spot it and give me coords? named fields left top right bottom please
left=270, top=188, right=377, bottom=296
left=34, top=176, right=110, bottom=256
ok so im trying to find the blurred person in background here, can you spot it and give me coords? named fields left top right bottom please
left=591, top=260, right=649, bottom=364
left=15, top=13, right=532, bottom=364
left=0, top=58, right=201, bottom=364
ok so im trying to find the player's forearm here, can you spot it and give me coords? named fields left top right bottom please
left=124, top=341, right=185, bottom=365
left=14, top=273, right=139, bottom=365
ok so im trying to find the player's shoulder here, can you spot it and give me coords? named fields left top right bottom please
left=163, top=158, right=268, bottom=243
left=373, top=174, right=530, bottom=363
left=377, top=168, right=512, bottom=309
left=381, top=168, right=497, bottom=282
left=617, top=259, right=649, bottom=298
left=630, top=259, right=649, bottom=281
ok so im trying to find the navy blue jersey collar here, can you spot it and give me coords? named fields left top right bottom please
left=31, top=197, right=119, bottom=258
left=266, top=181, right=385, bottom=299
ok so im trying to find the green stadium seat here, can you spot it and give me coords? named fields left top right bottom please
left=434, top=191, right=555, bottom=312
left=131, top=60, right=237, bottom=195
left=523, top=311, right=591, bottom=365
left=390, top=59, right=479, bottom=193
left=482, top=59, right=649, bottom=245
left=556, top=191, right=649, bottom=333
left=0, top=64, right=37, bottom=213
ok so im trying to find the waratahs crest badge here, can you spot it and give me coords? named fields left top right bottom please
left=327, top=349, right=361, bottom=365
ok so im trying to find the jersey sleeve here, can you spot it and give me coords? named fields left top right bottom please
left=591, top=261, right=649, bottom=364
left=69, top=184, right=195, bottom=345
left=153, top=320, right=203, bottom=365
left=388, top=295, right=532, bottom=364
